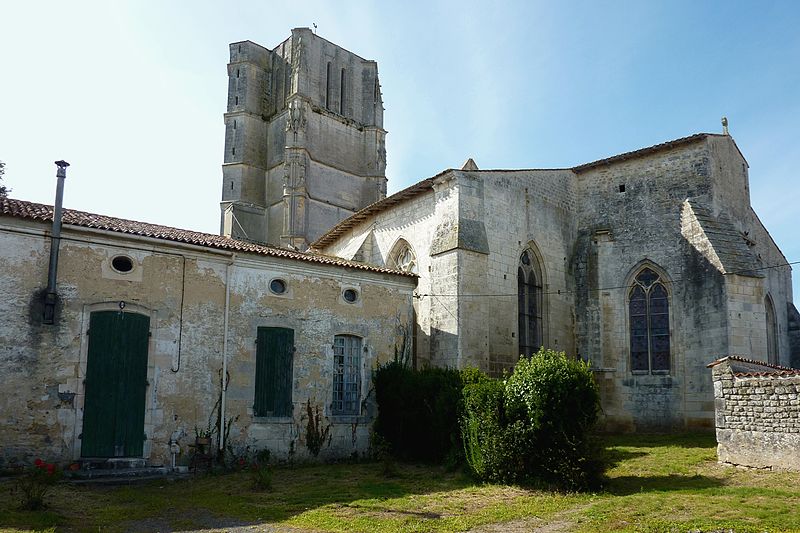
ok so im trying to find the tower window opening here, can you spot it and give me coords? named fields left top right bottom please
left=232, top=147, right=236, bottom=156
left=233, top=119, right=237, bottom=130
left=325, top=62, right=331, bottom=110
left=340, top=68, right=346, bottom=115
left=236, top=68, right=240, bottom=78
left=235, top=96, right=239, bottom=105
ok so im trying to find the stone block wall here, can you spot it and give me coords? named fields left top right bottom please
left=710, top=356, right=800, bottom=471
left=0, top=213, right=415, bottom=467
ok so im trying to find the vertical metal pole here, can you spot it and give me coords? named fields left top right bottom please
left=43, top=160, right=69, bottom=324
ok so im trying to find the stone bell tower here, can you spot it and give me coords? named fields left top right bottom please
left=220, top=28, right=387, bottom=249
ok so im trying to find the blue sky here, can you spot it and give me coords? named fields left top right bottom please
left=1, top=0, right=798, bottom=294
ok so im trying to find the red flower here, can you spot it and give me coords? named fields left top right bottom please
left=238, top=458, right=246, bottom=465
left=46, top=464, right=56, bottom=474
left=34, top=458, right=43, bottom=466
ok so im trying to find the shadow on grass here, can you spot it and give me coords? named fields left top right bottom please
left=600, top=432, right=717, bottom=450
left=0, top=462, right=477, bottom=532
left=599, top=447, right=648, bottom=470
left=605, top=473, right=723, bottom=496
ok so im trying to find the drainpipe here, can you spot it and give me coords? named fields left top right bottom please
left=43, top=160, right=69, bottom=324
left=219, top=252, right=236, bottom=451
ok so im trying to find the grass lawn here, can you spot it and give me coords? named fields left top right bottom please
left=1, top=433, right=799, bottom=532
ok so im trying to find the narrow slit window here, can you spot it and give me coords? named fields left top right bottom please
left=340, top=68, right=346, bottom=115
left=325, top=62, right=331, bottom=110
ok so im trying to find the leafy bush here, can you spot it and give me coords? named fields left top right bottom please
left=462, top=349, right=602, bottom=490
left=505, top=349, right=602, bottom=489
left=373, top=362, right=463, bottom=462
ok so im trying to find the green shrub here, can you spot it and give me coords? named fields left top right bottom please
left=505, top=349, right=601, bottom=490
left=373, top=362, right=463, bottom=462
left=461, top=349, right=602, bottom=490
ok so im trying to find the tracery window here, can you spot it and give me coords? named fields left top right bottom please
left=629, top=267, right=670, bottom=373
left=332, top=334, right=361, bottom=415
left=388, top=240, right=418, bottom=274
left=518, top=249, right=543, bottom=358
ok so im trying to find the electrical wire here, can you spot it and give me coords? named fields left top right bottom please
left=414, top=260, right=800, bottom=299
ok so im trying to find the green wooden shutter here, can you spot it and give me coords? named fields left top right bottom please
left=82, top=311, right=149, bottom=457
left=254, top=327, right=294, bottom=417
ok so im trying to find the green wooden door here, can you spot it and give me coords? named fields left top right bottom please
left=81, top=311, right=149, bottom=457
left=254, top=327, right=294, bottom=417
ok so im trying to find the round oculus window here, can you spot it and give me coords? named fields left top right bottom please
left=342, top=288, right=359, bottom=303
left=269, top=278, right=287, bottom=295
left=111, top=255, right=134, bottom=273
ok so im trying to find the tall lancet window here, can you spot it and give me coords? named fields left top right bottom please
left=518, top=249, right=543, bottom=358
left=766, top=294, right=778, bottom=364
left=629, top=267, right=671, bottom=373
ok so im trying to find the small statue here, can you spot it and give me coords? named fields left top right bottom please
left=722, top=116, right=729, bottom=136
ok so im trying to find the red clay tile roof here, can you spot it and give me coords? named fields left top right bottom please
left=707, top=355, right=800, bottom=375
left=314, top=133, right=722, bottom=249
left=0, top=197, right=416, bottom=278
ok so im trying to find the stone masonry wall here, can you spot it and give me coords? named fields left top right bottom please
left=0, top=215, right=415, bottom=467
left=711, top=356, right=800, bottom=471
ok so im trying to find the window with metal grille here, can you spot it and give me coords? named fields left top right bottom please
left=629, top=267, right=670, bottom=373
left=332, top=335, right=361, bottom=415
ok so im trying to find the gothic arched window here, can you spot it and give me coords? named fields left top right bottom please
left=629, top=267, right=670, bottom=373
left=765, top=294, right=778, bottom=364
left=388, top=239, right=418, bottom=274
left=518, top=249, right=543, bottom=358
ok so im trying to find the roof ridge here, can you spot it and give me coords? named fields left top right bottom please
left=0, top=197, right=416, bottom=278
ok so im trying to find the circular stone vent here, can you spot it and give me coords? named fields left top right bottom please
left=111, top=255, right=134, bottom=273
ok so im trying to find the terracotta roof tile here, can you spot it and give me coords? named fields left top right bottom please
left=0, top=197, right=416, bottom=278
left=707, top=355, right=800, bottom=375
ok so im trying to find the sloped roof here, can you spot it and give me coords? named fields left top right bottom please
left=311, top=174, right=442, bottom=249
left=0, top=197, right=416, bottom=278
left=685, top=200, right=762, bottom=277
left=573, top=133, right=713, bottom=172
left=314, top=133, right=721, bottom=249
left=707, top=355, right=800, bottom=376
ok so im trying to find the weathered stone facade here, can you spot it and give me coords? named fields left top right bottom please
left=709, top=356, right=800, bottom=471
left=221, top=28, right=387, bottom=250
left=315, top=134, right=799, bottom=431
left=0, top=198, right=415, bottom=466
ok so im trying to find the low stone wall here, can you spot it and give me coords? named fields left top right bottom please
left=709, top=356, right=800, bottom=471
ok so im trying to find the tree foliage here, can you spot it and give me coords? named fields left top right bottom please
left=0, top=160, right=8, bottom=197
left=373, top=361, right=463, bottom=462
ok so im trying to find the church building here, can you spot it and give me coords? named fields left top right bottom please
left=1, top=28, right=799, bottom=470
left=222, top=29, right=800, bottom=431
